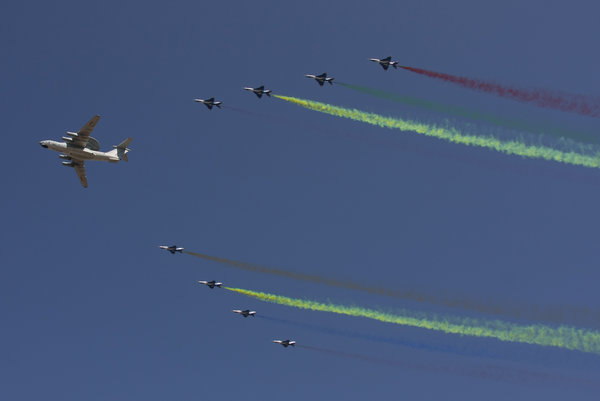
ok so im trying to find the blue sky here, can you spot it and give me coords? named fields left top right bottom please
left=2, top=1, right=600, bottom=399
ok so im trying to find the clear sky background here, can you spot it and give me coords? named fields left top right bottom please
left=2, top=1, right=600, bottom=399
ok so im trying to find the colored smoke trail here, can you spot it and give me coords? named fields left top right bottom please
left=185, top=251, right=600, bottom=327
left=273, top=94, right=600, bottom=168
left=257, top=315, right=600, bottom=372
left=260, top=314, right=496, bottom=360
left=296, top=344, right=598, bottom=387
left=260, top=314, right=442, bottom=353
left=337, top=81, right=600, bottom=145
left=225, top=287, right=600, bottom=355
left=398, top=65, right=600, bottom=118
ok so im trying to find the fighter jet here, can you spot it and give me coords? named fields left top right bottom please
left=194, top=97, right=222, bottom=110
left=159, top=245, right=184, bottom=254
left=369, top=56, right=399, bottom=71
left=273, top=339, right=296, bottom=348
left=198, top=280, right=222, bottom=289
left=305, top=73, right=334, bottom=86
left=233, top=309, right=256, bottom=318
left=243, top=85, right=272, bottom=98
left=40, top=115, right=132, bottom=188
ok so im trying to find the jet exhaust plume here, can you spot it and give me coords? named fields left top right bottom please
left=184, top=251, right=600, bottom=327
left=398, top=65, right=600, bottom=118
left=337, top=81, right=600, bottom=145
left=273, top=94, right=600, bottom=169
left=225, top=287, right=600, bottom=355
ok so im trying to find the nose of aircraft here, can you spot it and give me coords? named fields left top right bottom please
left=40, top=141, right=48, bottom=148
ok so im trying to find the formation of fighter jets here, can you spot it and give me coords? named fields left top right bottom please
left=193, top=57, right=398, bottom=111
left=159, top=244, right=296, bottom=348
left=181, top=56, right=396, bottom=347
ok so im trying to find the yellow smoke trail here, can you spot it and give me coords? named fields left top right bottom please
left=224, top=287, right=600, bottom=355
left=185, top=251, right=600, bottom=326
left=273, top=94, right=600, bottom=168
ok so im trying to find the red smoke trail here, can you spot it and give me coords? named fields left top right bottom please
left=399, top=65, right=600, bottom=117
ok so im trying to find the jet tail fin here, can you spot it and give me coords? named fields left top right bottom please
left=108, top=137, right=133, bottom=162
left=116, top=137, right=133, bottom=150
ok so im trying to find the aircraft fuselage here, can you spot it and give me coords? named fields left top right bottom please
left=40, top=140, right=119, bottom=162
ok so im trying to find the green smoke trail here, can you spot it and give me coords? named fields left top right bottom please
left=225, top=287, right=600, bottom=355
left=337, top=81, right=600, bottom=145
left=185, top=250, right=600, bottom=327
left=273, top=94, right=600, bottom=169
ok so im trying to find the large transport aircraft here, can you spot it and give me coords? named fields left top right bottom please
left=40, top=115, right=132, bottom=188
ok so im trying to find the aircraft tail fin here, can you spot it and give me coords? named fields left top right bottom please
left=215, top=103, right=222, bottom=109
left=107, top=137, right=133, bottom=162
left=328, top=79, right=334, bottom=85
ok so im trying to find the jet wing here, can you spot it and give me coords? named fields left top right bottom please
left=72, top=115, right=100, bottom=148
left=73, top=160, right=88, bottom=188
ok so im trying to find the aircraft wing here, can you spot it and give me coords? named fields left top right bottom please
left=73, top=160, right=88, bottom=188
left=72, top=115, right=100, bottom=148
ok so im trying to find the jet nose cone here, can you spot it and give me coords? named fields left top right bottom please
left=40, top=141, right=48, bottom=148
